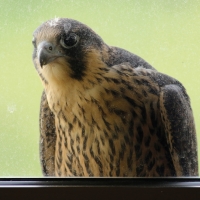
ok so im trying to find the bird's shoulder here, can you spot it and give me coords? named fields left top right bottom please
left=110, top=61, right=188, bottom=100
left=105, top=46, right=154, bottom=70
left=111, top=61, right=182, bottom=86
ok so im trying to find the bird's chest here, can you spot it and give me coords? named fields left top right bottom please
left=46, top=75, right=162, bottom=177
left=53, top=97, right=134, bottom=176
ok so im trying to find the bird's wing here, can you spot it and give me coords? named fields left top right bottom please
left=160, top=84, right=198, bottom=176
left=39, top=91, right=56, bottom=176
left=148, top=71, right=198, bottom=176
left=113, top=65, right=198, bottom=176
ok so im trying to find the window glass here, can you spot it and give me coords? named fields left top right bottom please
left=0, top=0, right=199, bottom=176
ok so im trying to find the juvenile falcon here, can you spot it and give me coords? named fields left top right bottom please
left=32, top=18, right=198, bottom=177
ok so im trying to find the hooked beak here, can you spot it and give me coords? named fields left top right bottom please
left=37, top=41, right=64, bottom=68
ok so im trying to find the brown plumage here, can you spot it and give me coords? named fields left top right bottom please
left=32, top=18, right=198, bottom=177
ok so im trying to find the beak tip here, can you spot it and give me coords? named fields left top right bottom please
left=39, top=57, right=45, bottom=68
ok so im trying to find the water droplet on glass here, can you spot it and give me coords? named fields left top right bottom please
left=7, top=104, right=16, bottom=113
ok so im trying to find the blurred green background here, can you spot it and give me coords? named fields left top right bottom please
left=0, top=0, right=200, bottom=176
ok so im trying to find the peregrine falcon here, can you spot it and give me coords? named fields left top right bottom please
left=32, top=18, right=198, bottom=177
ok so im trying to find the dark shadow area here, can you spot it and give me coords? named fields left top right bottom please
left=0, top=178, right=200, bottom=200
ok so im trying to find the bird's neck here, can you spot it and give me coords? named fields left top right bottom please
left=44, top=63, right=106, bottom=114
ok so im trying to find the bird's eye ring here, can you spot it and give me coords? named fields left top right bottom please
left=60, top=33, right=79, bottom=48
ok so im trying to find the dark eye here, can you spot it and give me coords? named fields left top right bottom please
left=61, top=33, right=79, bottom=48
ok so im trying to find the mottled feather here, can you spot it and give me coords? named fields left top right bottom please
left=32, top=18, right=198, bottom=177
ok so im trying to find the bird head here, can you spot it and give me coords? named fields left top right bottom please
left=32, top=18, right=107, bottom=84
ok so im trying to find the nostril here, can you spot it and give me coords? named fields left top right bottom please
left=44, top=43, right=54, bottom=52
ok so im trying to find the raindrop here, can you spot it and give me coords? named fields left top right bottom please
left=7, top=104, right=16, bottom=113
